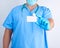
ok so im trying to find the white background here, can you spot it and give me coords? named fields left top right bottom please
left=0, top=0, right=60, bottom=48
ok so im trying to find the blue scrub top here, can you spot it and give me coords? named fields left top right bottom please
left=3, top=4, right=52, bottom=48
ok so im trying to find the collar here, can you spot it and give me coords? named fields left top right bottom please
left=23, top=3, right=39, bottom=14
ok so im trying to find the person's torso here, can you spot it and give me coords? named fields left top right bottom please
left=11, top=4, right=48, bottom=48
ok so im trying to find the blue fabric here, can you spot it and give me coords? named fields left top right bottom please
left=3, top=4, right=52, bottom=48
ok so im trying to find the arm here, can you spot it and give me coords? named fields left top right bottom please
left=3, top=28, right=12, bottom=48
left=48, top=18, right=54, bottom=30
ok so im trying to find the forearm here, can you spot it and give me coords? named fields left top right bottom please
left=3, top=28, right=12, bottom=48
left=48, top=18, right=54, bottom=30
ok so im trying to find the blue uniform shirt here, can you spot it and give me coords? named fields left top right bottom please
left=3, top=4, right=52, bottom=48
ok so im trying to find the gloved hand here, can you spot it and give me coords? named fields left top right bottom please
left=36, top=16, right=50, bottom=30
left=31, top=13, right=50, bottom=30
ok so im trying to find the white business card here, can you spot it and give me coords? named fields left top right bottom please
left=27, top=13, right=37, bottom=22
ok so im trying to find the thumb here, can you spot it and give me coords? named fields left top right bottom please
left=33, top=13, right=42, bottom=19
left=33, top=13, right=37, bottom=17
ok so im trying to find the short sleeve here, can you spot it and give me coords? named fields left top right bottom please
left=43, top=7, right=52, bottom=19
left=3, top=9, right=13, bottom=29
